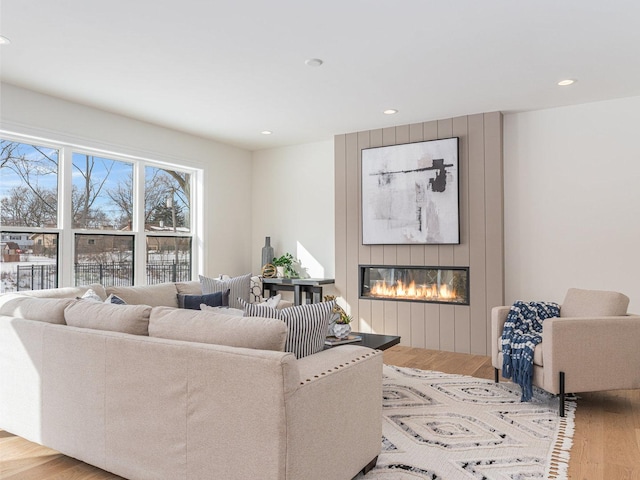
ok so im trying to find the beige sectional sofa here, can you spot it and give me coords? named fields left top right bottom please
left=0, top=282, right=383, bottom=480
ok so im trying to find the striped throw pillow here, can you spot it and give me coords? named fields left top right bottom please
left=239, top=299, right=279, bottom=318
left=239, top=299, right=335, bottom=358
left=199, top=273, right=251, bottom=309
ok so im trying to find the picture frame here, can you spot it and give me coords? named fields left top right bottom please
left=361, top=137, right=459, bottom=245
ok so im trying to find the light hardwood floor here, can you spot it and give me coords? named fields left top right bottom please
left=1, top=346, right=639, bottom=479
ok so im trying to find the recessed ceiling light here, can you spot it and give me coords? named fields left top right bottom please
left=383, top=109, right=398, bottom=115
left=304, top=58, right=323, bottom=67
left=261, top=130, right=272, bottom=135
left=0, top=36, right=10, bottom=45
left=557, top=79, right=575, bottom=86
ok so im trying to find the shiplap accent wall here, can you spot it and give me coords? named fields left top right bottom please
left=335, top=112, right=504, bottom=355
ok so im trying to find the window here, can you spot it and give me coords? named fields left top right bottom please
left=146, top=236, right=192, bottom=284
left=72, top=153, right=134, bottom=230
left=0, top=134, right=198, bottom=293
left=0, top=140, right=59, bottom=228
left=1, top=231, right=58, bottom=292
left=74, top=234, right=134, bottom=286
left=145, top=166, right=191, bottom=232
left=1, top=139, right=60, bottom=293
left=144, top=166, right=192, bottom=285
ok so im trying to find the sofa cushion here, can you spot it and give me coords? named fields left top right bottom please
left=148, top=306, right=287, bottom=351
left=199, top=273, right=251, bottom=309
left=560, top=288, right=629, bottom=317
left=199, top=305, right=245, bottom=316
left=64, top=300, right=151, bottom=335
left=15, top=283, right=107, bottom=300
left=105, top=283, right=179, bottom=308
left=239, top=299, right=335, bottom=358
left=0, top=295, right=74, bottom=324
left=177, top=290, right=229, bottom=310
left=175, top=281, right=202, bottom=296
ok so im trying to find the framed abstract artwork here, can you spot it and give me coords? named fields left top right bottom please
left=361, top=137, right=460, bottom=245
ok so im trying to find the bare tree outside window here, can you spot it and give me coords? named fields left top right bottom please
left=145, top=166, right=191, bottom=232
left=1, top=140, right=59, bottom=293
left=0, top=140, right=58, bottom=227
left=1, top=138, right=194, bottom=291
left=144, top=166, right=191, bottom=284
left=72, top=154, right=133, bottom=229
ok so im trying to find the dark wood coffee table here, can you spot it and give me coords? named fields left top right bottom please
left=325, top=332, right=400, bottom=351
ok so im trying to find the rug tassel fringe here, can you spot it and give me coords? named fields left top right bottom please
left=545, top=399, right=576, bottom=480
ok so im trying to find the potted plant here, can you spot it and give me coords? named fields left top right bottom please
left=272, top=253, right=297, bottom=278
left=333, top=312, right=352, bottom=339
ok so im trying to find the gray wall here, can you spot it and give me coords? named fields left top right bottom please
left=335, top=112, right=503, bottom=355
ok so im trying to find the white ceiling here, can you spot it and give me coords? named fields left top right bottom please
left=1, top=0, right=640, bottom=151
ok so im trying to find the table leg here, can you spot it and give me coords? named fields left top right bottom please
left=263, top=284, right=275, bottom=298
left=312, top=286, right=322, bottom=304
left=293, top=285, right=302, bottom=306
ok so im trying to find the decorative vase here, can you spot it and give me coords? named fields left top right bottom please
left=261, top=237, right=274, bottom=269
left=333, top=323, right=351, bottom=340
left=276, top=266, right=285, bottom=278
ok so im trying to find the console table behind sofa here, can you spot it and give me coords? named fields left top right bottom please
left=262, top=278, right=335, bottom=306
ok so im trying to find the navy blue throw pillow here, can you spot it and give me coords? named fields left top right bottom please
left=177, top=289, right=230, bottom=310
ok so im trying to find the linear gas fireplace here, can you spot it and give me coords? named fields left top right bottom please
left=360, top=265, right=469, bottom=305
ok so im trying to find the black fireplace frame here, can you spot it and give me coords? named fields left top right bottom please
left=359, top=264, right=470, bottom=305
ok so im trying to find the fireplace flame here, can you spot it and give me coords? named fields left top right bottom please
left=369, top=280, right=459, bottom=301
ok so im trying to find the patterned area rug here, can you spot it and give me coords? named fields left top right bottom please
left=355, top=365, right=576, bottom=480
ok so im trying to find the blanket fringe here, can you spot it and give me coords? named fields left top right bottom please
left=545, top=398, right=576, bottom=480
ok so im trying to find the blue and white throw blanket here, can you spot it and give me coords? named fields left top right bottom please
left=501, top=301, right=560, bottom=401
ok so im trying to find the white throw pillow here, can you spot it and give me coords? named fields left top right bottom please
left=263, top=293, right=281, bottom=308
left=78, top=288, right=103, bottom=302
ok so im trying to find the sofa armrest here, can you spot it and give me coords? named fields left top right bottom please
left=286, top=345, right=383, bottom=480
left=491, top=306, right=511, bottom=368
left=542, top=315, right=640, bottom=394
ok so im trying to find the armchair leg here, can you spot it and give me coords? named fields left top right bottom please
left=559, top=371, right=565, bottom=417
left=494, top=368, right=499, bottom=383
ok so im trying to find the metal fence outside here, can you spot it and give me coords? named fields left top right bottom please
left=14, top=261, right=192, bottom=291
left=146, top=261, right=192, bottom=284
left=14, top=264, right=58, bottom=291
left=74, top=262, right=134, bottom=287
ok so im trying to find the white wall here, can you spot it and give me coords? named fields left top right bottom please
left=504, top=96, right=640, bottom=312
left=7, top=83, right=639, bottom=313
left=251, top=141, right=335, bottom=283
left=0, top=83, right=253, bottom=277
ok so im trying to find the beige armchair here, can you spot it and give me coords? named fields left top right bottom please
left=492, top=288, right=640, bottom=416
